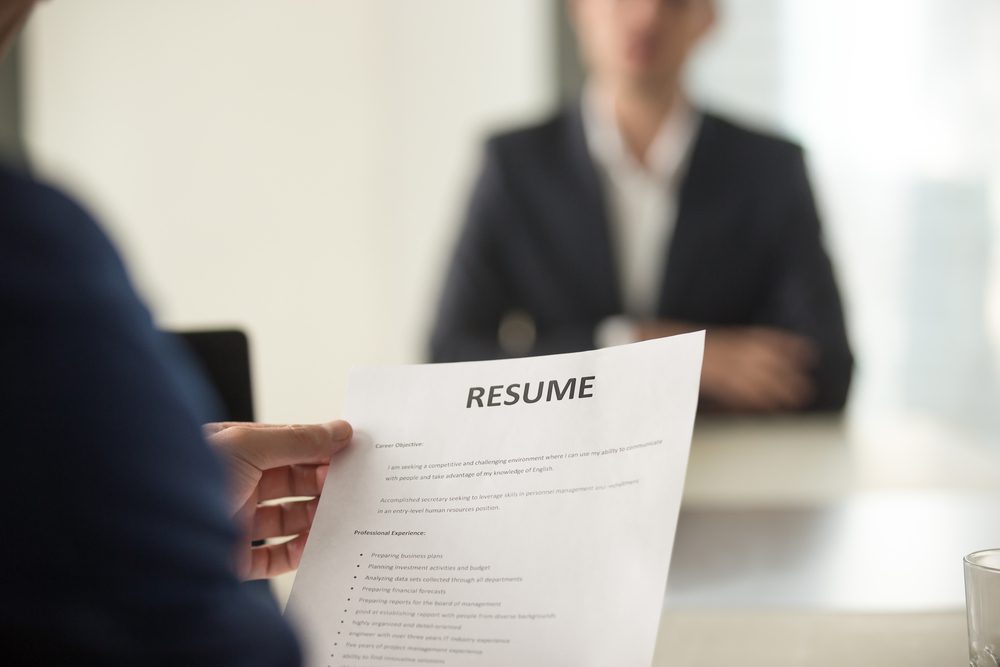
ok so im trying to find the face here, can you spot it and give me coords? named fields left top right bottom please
left=0, top=1, right=36, bottom=59
left=571, top=0, right=715, bottom=93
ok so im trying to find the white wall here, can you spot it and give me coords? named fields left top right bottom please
left=24, top=0, right=554, bottom=423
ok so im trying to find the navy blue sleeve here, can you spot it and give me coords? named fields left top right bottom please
left=0, top=169, right=300, bottom=665
left=760, top=150, right=854, bottom=411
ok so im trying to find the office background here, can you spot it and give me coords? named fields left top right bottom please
left=10, top=0, right=1000, bottom=448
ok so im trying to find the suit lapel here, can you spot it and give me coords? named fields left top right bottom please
left=658, top=113, right=742, bottom=316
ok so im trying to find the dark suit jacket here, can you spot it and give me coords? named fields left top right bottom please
left=0, top=166, right=299, bottom=664
left=430, top=107, right=853, bottom=411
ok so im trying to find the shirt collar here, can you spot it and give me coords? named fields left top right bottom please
left=581, top=82, right=700, bottom=184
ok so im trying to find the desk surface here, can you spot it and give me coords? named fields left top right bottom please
left=682, top=412, right=1000, bottom=506
left=652, top=611, right=967, bottom=667
left=667, top=492, right=1000, bottom=610
left=653, top=413, right=1000, bottom=664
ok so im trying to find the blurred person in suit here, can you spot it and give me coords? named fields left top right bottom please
left=430, top=0, right=853, bottom=412
left=1, top=2, right=350, bottom=662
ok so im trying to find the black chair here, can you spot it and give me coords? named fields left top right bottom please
left=173, top=329, right=255, bottom=422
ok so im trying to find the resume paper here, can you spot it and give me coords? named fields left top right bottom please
left=287, top=333, right=704, bottom=666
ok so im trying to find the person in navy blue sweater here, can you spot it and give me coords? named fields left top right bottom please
left=0, top=2, right=351, bottom=663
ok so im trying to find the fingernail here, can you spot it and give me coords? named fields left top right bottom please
left=328, top=420, right=352, bottom=440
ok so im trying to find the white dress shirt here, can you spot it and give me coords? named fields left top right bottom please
left=582, top=86, right=700, bottom=346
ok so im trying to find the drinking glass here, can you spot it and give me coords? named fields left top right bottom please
left=966, top=549, right=1000, bottom=667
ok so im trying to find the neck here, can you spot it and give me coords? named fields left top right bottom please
left=612, top=81, right=682, bottom=167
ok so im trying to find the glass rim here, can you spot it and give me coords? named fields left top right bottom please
left=965, top=548, right=1000, bottom=573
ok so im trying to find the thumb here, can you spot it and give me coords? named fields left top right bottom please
left=209, top=420, right=353, bottom=472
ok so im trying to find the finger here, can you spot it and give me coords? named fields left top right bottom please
left=714, top=374, right=780, bottom=411
left=708, top=353, right=812, bottom=411
left=204, top=420, right=351, bottom=436
left=252, top=498, right=319, bottom=541
left=257, top=464, right=330, bottom=501
left=746, top=338, right=816, bottom=382
left=701, top=365, right=765, bottom=411
left=752, top=341, right=816, bottom=398
left=750, top=329, right=818, bottom=366
left=739, top=363, right=815, bottom=411
left=211, top=420, right=352, bottom=472
left=245, top=532, right=310, bottom=580
left=735, top=344, right=813, bottom=405
left=202, top=421, right=284, bottom=437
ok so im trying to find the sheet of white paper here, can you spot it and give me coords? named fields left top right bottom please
left=287, top=333, right=704, bottom=667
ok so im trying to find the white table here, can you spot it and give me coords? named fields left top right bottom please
left=652, top=611, right=967, bottom=666
left=651, top=413, right=1000, bottom=666
left=667, top=493, right=1000, bottom=610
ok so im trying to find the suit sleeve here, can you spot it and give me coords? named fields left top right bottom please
left=0, top=180, right=300, bottom=664
left=762, top=149, right=854, bottom=410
